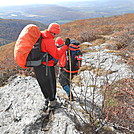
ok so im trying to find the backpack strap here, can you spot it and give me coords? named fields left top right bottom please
left=69, top=44, right=80, bottom=51
left=26, top=34, right=53, bottom=67
left=26, top=53, right=48, bottom=67
left=62, top=67, right=78, bottom=74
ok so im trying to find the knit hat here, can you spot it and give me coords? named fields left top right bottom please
left=48, top=23, right=60, bottom=34
left=55, top=37, right=64, bottom=46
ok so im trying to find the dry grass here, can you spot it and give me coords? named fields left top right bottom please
left=105, top=40, right=122, bottom=50
left=79, top=65, right=94, bottom=72
left=0, top=42, right=15, bottom=61
left=101, top=78, right=134, bottom=133
left=57, top=92, right=68, bottom=100
left=106, top=50, right=120, bottom=53
left=79, top=65, right=117, bottom=77
left=80, top=43, right=92, bottom=53
left=92, top=68, right=117, bottom=76
left=56, top=82, right=62, bottom=89
left=81, top=49, right=98, bottom=53
left=92, top=38, right=106, bottom=46
left=72, top=75, right=83, bottom=86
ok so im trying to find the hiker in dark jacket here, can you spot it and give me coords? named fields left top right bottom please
left=56, top=37, right=81, bottom=101
left=33, top=23, right=70, bottom=110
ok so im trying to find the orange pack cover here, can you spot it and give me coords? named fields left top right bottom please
left=14, top=24, right=41, bottom=68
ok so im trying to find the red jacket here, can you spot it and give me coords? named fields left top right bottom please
left=57, top=52, right=67, bottom=67
left=41, top=30, right=68, bottom=66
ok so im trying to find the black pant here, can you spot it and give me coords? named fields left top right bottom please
left=59, top=68, right=76, bottom=87
left=34, top=64, right=56, bottom=101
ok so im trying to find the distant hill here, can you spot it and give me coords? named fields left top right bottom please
left=0, top=18, right=47, bottom=46
left=0, top=4, right=92, bottom=25
left=0, top=0, right=134, bottom=24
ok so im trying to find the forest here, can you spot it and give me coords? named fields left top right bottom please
left=0, top=18, right=47, bottom=46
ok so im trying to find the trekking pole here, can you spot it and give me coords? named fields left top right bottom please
left=46, top=53, right=48, bottom=76
left=68, top=47, right=72, bottom=105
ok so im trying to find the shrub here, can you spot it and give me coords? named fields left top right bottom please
left=102, top=78, right=134, bottom=133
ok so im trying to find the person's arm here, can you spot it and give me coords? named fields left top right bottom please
left=46, top=39, right=68, bottom=60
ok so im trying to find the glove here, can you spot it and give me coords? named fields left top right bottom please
left=65, top=38, right=70, bottom=46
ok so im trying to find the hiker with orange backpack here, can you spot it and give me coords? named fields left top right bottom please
left=55, top=37, right=82, bottom=101
left=33, top=23, right=70, bottom=110
left=14, top=23, right=70, bottom=111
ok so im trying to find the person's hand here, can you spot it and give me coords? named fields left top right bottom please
left=65, top=38, right=70, bottom=46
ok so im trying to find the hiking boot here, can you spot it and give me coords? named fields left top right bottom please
left=43, top=99, right=49, bottom=112
left=48, top=100, right=61, bottom=110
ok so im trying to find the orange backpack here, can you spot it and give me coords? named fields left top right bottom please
left=14, top=24, right=41, bottom=68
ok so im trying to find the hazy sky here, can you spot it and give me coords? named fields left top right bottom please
left=0, top=0, right=94, bottom=7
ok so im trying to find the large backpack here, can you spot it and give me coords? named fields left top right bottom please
left=63, top=40, right=82, bottom=74
left=14, top=24, right=50, bottom=68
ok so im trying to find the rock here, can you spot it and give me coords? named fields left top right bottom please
left=0, top=76, right=79, bottom=134
left=82, top=42, right=92, bottom=46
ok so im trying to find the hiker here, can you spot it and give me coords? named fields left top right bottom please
left=55, top=37, right=65, bottom=48
left=55, top=37, right=82, bottom=101
left=33, top=23, right=70, bottom=110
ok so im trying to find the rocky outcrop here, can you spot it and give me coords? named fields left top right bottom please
left=0, top=76, right=79, bottom=134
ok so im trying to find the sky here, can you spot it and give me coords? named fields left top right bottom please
left=0, top=0, right=92, bottom=7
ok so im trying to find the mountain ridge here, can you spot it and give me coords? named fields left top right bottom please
left=0, top=18, right=47, bottom=46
